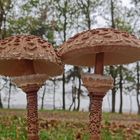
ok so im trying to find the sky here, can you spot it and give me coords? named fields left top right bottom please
left=1, top=83, right=138, bottom=113
left=122, top=0, right=131, bottom=7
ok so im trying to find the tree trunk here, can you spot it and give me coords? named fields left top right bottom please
left=107, top=93, right=111, bottom=112
left=76, top=73, right=81, bottom=111
left=0, top=77, right=8, bottom=109
left=110, top=0, right=117, bottom=113
left=0, top=93, right=3, bottom=108
left=136, top=92, right=140, bottom=115
left=111, top=0, right=115, bottom=28
left=136, top=62, right=140, bottom=115
left=119, top=65, right=123, bottom=114
left=62, top=1, right=67, bottom=110
left=110, top=66, right=116, bottom=113
left=129, top=93, right=132, bottom=114
left=53, top=79, right=56, bottom=110
left=0, top=5, right=4, bottom=39
left=8, top=83, right=12, bottom=109
left=69, top=98, right=75, bottom=111
left=87, top=0, right=91, bottom=73
left=3, top=13, right=6, bottom=38
left=41, top=84, right=46, bottom=110
left=62, top=72, right=65, bottom=110
left=69, top=84, right=76, bottom=111
left=111, top=83, right=116, bottom=113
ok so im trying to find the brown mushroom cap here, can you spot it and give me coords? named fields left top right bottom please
left=58, top=28, right=140, bottom=66
left=0, top=35, right=63, bottom=76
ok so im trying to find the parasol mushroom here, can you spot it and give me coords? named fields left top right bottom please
left=58, top=28, right=140, bottom=140
left=0, top=35, right=63, bottom=140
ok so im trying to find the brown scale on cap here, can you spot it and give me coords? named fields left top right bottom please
left=58, top=28, right=140, bottom=66
left=0, top=35, right=61, bottom=63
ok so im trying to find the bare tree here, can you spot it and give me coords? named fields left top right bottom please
left=136, top=62, right=140, bottom=114
left=53, top=0, right=76, bottom=110
left=7, top=78, right=17, bottom=109
left=69, top=84, right=77, bottom=111
left=41, top=83, right=47, bottom=110
left=0, top=76, right=9, bottom=108
left=52, top=78, right=56, bottom=110
left=7, top=81, right=12, bottom=109
left=119, top=65, right=123, bottom=114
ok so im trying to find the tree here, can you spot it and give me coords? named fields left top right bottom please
left=0, top=76, right=18, bottom=109
left=76, top=68, right=82, bottom=111
left=50, top=78, right=57, bottom=110
left=6, top=78, right=17, bottom=109
left=76, top=0, right=102, bottom=30
left=110, top=0, right=118, bottom=113
left=101, top=0, right=133, bottom=113
left=129, top=62, right=140, bottom=115
left=118, top=65, right=123, bottom=113
left=7, top=0, right=55, bottom=40
left=53, top=0, right=76, bottom=110
left=66, top=66, right=83, bottom=111
left=117, top=65, right=133, bottom=114
left=136, top=62, right=140, bottom=114
left=130, top=0, right=140, bottom=115
left=0, top=76, right=9, bottom=108
left=0, top=93, right=2, bottom=108
left=115, top=18, right=133, bottom=113
left=40, top=82, right=47, bottom=110
left=0, top=0, right=12, bottom=38
left=69, top=84, right=77, bottom=111
left=100, top=0, right=120, bottom=113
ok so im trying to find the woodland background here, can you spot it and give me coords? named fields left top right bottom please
left=0, top=0, right=140, bottom=114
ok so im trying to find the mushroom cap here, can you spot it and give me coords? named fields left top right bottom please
left=58, top=28, right=140, bottom=66
left=0, top=35, right=63, bottom=76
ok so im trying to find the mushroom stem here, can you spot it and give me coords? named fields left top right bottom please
left=89, top=52, right=104, bottom=140
left=95, top=52, right=104, bottom=74
left=89, top=94, right=104, bottom=140
left=26, top=86, right=39, bottom=140
left=82, top=73, right=113, bottom=140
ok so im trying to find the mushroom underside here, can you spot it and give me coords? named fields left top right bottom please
left=61, top=48, right=140, bottom=66
left=0, top=59, right=62, bottom=76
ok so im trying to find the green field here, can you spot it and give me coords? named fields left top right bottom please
left=0, top=109, right=140, bottom=140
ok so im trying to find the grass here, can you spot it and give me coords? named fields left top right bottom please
left=0, top=115, right=27, bottom=140
left=0, top=109, right=140, bottom=140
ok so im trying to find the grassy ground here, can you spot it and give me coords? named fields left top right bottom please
left=0, top=109, right=140, bottom=140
